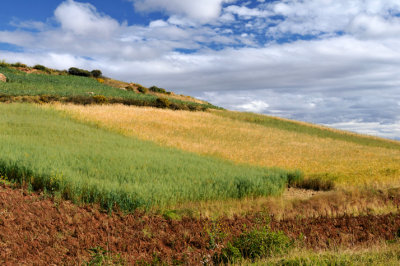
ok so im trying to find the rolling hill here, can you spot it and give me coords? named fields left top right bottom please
left=0, top=62, right=399, bottom=265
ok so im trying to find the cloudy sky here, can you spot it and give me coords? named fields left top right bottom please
left=1, top=0, right=399, bottom=140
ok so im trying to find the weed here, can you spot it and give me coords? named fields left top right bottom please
left=162, top=210, right=181, bottom=221
left=85, top=246, right=125, bottom=265
left=206, top=220, right=226, bottom=250
left=215, top=227, right=293, bottom=263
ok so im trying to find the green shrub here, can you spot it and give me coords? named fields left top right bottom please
left=155, top=97, right=170, bottom=108
left=68, top=67, right=91, bottom=77
left=215, top=227, right=293, bottom=263
left=137, top=86, right=148, bottom=94
left=149, top=85, right=167, bottom=94
left=90, top=70, right=102, bottom=78
left=217, top=242, right=242, bottom=264
left=0, top=60, right=10, bottom=67
left=92, top=95, right=108, bottom=104
left=33, top=64, right=50, bottom=73
left=11, top=62, right=27, bottom=68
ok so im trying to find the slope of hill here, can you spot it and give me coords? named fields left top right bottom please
left=55, top=104, right=400, bottom=189
left=1, top=61, right=400, bottom=264
left=0, top=64, right=218, bottom=111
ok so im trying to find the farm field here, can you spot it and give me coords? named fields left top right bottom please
left=55, top=104, right=400, bottom=189
left=0, top=103, right=299, bottom=212
left=1, top=184, right=399, bottom=264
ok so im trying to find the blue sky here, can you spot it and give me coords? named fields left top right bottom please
left=1, top=0, right=400, bottom=140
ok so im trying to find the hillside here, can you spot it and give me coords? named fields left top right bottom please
left=1, top=62, right=400, bottom=264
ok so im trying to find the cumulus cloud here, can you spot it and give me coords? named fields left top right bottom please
left=224, top=5, right=271, bottom=18
left=130, top=0, right=236, bottom=23
left=264, top=0, right=400, bottom=38
left=54, top=0, right=119, bottom=37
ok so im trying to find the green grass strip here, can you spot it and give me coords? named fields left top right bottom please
left=0, top=103, right=300, bottom=212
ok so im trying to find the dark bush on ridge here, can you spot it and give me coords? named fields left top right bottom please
left=11, top=62, right=27, bottom=68
left=137, top=86, right=148, bottom=94
left=68, top=67, right=91, bottom=77
left=91, top=70, right=102, bottom=78
left=33, top=65, right=50, bottom=73
left=149, top=85, right=167, bottom=94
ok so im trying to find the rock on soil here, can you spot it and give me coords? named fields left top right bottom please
left=0, top=73, right=6, bottom=82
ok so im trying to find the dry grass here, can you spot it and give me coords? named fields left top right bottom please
left=255, top=240, right=400, bottom=265
left=167, top=188, right=400, bottom=219
left=53, top=104, right=400, bottom=190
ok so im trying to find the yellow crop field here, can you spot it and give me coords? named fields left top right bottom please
left=53, top=104, right=400, bottom=189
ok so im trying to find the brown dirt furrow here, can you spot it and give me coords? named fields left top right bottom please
left=1, top=185, right=399, bottom=265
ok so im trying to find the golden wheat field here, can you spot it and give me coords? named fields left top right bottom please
left=52, top=104, right=400, bottom=189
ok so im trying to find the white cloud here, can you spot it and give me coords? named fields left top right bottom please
left=265, top=0, right=400, bottom=37
left=149, top=20, right=169, bottom=28
left=131, top=0, right=236, bottom=23
left=225, top=5, right=271, bottom=18
left=348, top=15, right=400, bottom=39
left=324, top=120, right=400, bottom=140
left=54, top=0, right=119, bottom=37
left=237, top=100, right=269, bottom=113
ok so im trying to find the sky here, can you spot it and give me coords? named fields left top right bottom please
left=0, top=0, right=399, bottom=140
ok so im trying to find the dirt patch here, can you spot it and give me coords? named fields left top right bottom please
left=282, top=187, right=326, bottom=200
left=1, top=184, right=399, bottom=265
left=0, top=73, right=6, bottom=82
left=15, top=67, right=39, bottom=74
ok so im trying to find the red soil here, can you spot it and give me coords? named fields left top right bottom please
left=1, top=184, right=399, bottom=265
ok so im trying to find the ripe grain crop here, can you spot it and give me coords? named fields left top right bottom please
left=54, top=104, right=400, bottom=189
left=0, top=103, right=297, bottom=211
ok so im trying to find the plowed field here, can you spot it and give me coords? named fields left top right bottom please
left=1, top=185, right=399, bottom=265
